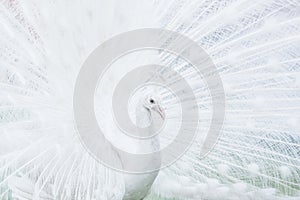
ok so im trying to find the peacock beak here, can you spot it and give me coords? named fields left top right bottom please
left=153, top=105, right=165, bottom=120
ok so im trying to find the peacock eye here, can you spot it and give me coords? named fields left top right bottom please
left=150, top=99, right=155, bottom=104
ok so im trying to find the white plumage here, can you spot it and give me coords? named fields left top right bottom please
left=0, top=0, right=300, bottom=200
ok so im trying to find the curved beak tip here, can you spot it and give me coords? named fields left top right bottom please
left=154, top=105, right=165, bottom=120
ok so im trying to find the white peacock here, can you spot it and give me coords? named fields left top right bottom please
left=0, top=0, right=299, bottom=200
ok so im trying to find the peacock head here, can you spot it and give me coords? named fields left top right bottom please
left=143, top=96, right=165, bottom=120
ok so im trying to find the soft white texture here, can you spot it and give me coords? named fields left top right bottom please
left=0, top=0, right=299, bottom=200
